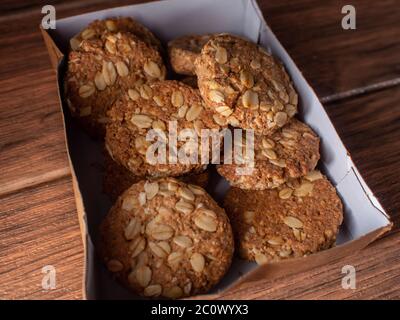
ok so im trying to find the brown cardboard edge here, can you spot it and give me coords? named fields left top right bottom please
left=69, top=167, right=89, bottom=300
left=40, top=27, right=88, bottom=300
left=40, top=26, right=64, bottom=70
left=192, top=222, right=393, bottom=300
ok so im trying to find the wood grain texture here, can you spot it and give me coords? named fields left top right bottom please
left=261, top=0, right=400, bottom=100
left=325, top=87, right=400, bottom=228
left=0, top=177, right=83, bottom=299
left=0, top=0, right=399, bottom=300
left=0, top=69, right=71, bottom=195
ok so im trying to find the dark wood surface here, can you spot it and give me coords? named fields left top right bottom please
left=0, top=0, right=399, bottom=299
left=262, top=0, right=400, bottom=101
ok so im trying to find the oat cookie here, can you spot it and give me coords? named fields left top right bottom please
left=223, top=172, right=343, bottom=264
left=65, top=31, right=166, bottom=136
left=105, top=80, right=225, bottom=177
left=99, top=177, right=234, bottom=298
left=217, top=119, right=320, bottom=190
left=168, top=34, right=212, bottom=75
left=195, top=34, right=298, bottom=135
left=69, top=17, right=162, bottom=51
left=103, top=151, right=210, bottom=201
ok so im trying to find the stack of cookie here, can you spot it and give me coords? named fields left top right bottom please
left=188, top=34, right=343, bottom=265
left=64, top=18, right=343, bottom=299
left=65, top=18, right=233, bottom=299
left=189, top=35, right=343, bottom=264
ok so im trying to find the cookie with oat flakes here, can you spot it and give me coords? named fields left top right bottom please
left=99, top=177, right=234, bottom=298
left=103, top=151, right=210, bottom=202
left=105, top=80, right=226, bottom=178
left=195, top=33, right=298, bottom=135
left=217, top=119, right=320, bottom=190
left=65, top=31, right=166, bottom=137
left=223, top=172, right=343, bottom=265
left=168, top=34, right=212, bottom=76
left=69, top=17, right=162, bottom=51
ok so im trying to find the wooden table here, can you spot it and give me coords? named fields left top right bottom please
left=0, top=0, right=399, bottom=300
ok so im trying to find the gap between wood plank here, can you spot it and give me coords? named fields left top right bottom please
left=321, top=78, right=400, bottom=104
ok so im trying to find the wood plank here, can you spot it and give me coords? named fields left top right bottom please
left=262, top=0, right=400, bottom=99
left=0, top=177, right=83, bottom=299
left=0, top=0, right=150, bottom=17
left=324, top=86, right=400, bottom=227
left=0, top=69, right=71, bottom=195
left=0, top=0, right=83, bottom=15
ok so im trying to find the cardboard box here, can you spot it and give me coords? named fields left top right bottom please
left=41, top=0, right=392, bottom=299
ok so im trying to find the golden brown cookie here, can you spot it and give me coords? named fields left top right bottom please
left=168, top=34, right=212, bottom=75
left=105, top=80, right=225, bottom=177
left=217, top=119, right=320, bottom=190
left=223, top=172, right=343, bottom=264
left=103, top=151, right=210, bottom=202
left=195, top=34, right=298, bottom=135
left=65, top=32, right=166, bottom=137
left=70, top=17, right=162, bottom=51
left=99, top=177, right=234, bottom=298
